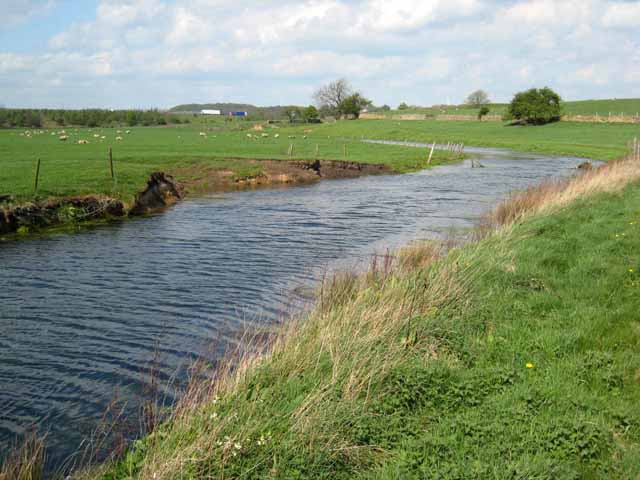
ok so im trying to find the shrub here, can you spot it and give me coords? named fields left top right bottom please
left=505, top=87, right=562, bottom=125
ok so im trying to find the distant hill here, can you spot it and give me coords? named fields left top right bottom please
left=169, top=103, right=298, bottom=120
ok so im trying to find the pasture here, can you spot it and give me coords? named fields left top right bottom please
left=382, top=98, right=640, bottom=119
left=1, top=118, right=638, bottom=203
left=0, top=123, right=453, bottom=203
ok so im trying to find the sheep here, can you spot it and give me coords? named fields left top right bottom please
left=115, top=136, right=123, bottom=141
left=274, top=134, right=280, bottom=138
left=199, top=132, right=207, bottom=137
left=77, top=140, right=89, bottom=145
left=93, top=134, right=100, bottom=138
left=59, top=135, right=69, bottom=141
left=246, top=133, right=253, bottom=138
left=303, top=135, right=307, bottom=139
left=101, top=136, right=106, bottom=140
left=117, top=130, right=123, bottom=134
left=261, top=133, right=269, bottom=138
left=288, top=135, right=296, bottom=139
left=125, top=130, right=131, bottom=134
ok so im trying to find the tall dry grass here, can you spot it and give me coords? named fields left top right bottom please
left=479, top=153, right=640, bottom=236
left=0, top=430, right=45, bottom=480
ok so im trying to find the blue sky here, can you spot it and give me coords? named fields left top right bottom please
left=1, top=0, right=639, bottom=109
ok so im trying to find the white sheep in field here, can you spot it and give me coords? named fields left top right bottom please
left=303, top=135, right=307, bottom=139
left=93, top=134, right=100, bottom=138
left=101, top=136, right=106, bottom=140
left=274, top=134, right=280, bottom=138
left=77, top=140, right=89, bottom=145
left=246, top=133, right=252, bottom=138
left=125, top=130, right=131, bottom=134
left=199, top=132, right=207, bottom=137
left=59, top=135, right=69, bottom=141
left=288, top=135, right=296, bottom=139
left=116, top=136, right=123, bottom=141
left=117, top=130, right=122, bottom=134
left=261, top=133, right=269, bottom=138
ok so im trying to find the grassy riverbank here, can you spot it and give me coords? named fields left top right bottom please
left=0, top=124, right=455, bottom=204
left=70, top=155, right=640, bottom=479
left=2, top=119, right=638, bottom=205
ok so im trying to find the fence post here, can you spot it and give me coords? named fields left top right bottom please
left=428, top=142, right=435, bottom=165
left=34, top=158, right=41, bottom=194
left=109, top=147, right=114, bottom=180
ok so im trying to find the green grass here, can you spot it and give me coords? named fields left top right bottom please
left=0, top=123, right=454, bottom=203
left=2, top=117, right=638, bottom=204
left=91, top=172, right=640, bottom=479
left=385, top=98, right=640, bottom=118
left=319, top=119, right=640, bottom=160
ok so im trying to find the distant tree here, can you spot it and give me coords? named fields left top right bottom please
left=478, top=106, right=490, bottom=120
left=380, top=104, right=391, bottom=111
left=465, top=89, right=490, bottom=107
left=302, top=105, right=319, bottom=122
left=505, top=87, right=562, bottom=125
left=398, top=102, right=409, bottom=110
left=313, top=78, right=352, bottom=116
left=339, top=93, right=372, bottom=119
left=283, top=106, right=303, bottom=123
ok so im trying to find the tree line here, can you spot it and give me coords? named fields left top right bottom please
left=0, top=108, right=189, bottom=129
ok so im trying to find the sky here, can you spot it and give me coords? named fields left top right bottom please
left=1, top=0, right=639, bottom=109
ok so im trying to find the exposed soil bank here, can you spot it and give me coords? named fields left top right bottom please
left=174, top=159, right=391, bottom=193
left=0, top=160, right=389, bottom=237
left=0, top=196, right=125, bottom=235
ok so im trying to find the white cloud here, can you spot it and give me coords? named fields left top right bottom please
left=1, top=0, right=57, bottom=29
left=2, top=0, right=639, bottom=108
left=602, top=1, right=640, bottom=27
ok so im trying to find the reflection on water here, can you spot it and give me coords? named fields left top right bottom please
left=0, top=149, right=586, bottom=468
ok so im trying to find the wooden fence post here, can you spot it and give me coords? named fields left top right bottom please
left=34, top=158, right=41, bottom=194
left=109, top=147, right=114, bottom=180
left=428, top=142, right=435, bottom=165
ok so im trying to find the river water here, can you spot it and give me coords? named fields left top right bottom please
left=0, top=148, right=586, bottom=469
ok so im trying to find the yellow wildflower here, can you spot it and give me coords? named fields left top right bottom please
left=526, top=362, right=534, bottom=369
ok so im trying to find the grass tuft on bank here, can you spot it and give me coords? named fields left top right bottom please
left=73, top=152, right=640, bottom=479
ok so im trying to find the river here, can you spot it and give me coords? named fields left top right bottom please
left=0, top=148, right=587, bottom=470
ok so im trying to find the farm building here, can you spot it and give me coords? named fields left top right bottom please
left=201, top=109, right=221, bottom=115
left=229, top=111, right=248, bottom=117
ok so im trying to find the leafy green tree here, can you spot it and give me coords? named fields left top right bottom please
left=478, top=106, right=490, bottom=120
left=380, top=104, right=391, bottom=111
left=505, top=87, right=562, bottom=125
left=339, top=93, right=372, bottom=119
left=283, top=106, right=302, bottom=123
left=398, top=102, right=409, bottom=110
left=302, top=105, right=319, bottom=122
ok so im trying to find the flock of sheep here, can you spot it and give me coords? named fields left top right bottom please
left=18, top=128, right=132, bottom=144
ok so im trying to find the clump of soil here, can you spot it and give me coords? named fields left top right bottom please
left=129, top=172, right=184, bottom=216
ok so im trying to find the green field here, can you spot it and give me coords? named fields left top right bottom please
left=384, top=98, right=640, bottom=118
left=1, top=119, right=638, bottom=204
left=93, top=170, right=640, bottom=479
left=317, top=119, right=639, bottom=160
left=0, top=123, right=454, bottom=203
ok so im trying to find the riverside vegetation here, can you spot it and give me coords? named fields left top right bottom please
left=2, top=118, right=640, bottom=478
left=27, top=151, right=634, bottom=479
